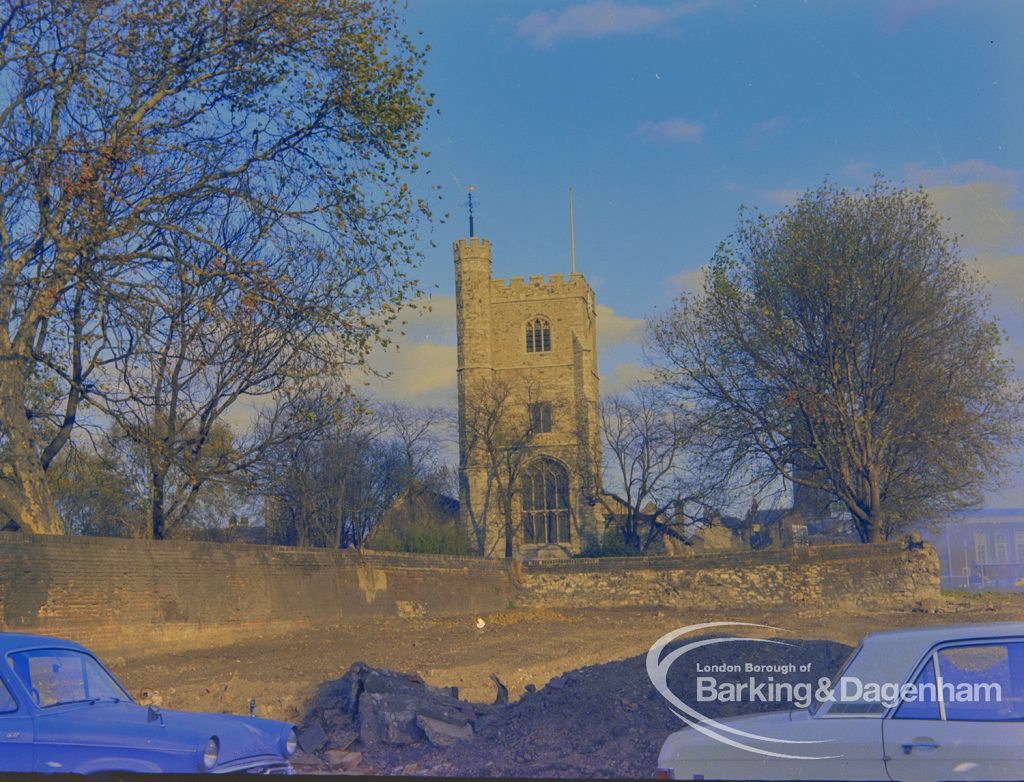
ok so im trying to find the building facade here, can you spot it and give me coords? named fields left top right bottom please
left=927, top=509, right=1024, bottom=590
left=454, top=236, right=602, bottom=559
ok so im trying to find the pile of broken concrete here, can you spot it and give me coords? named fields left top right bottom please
left=293, top=638, right=853, bottom=778
left=293, top=662, right=494, bottom=774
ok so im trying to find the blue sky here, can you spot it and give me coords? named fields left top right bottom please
left=362, top=0, right=1024, bottom=506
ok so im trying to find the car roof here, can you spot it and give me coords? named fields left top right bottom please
left=862, top=621, right=1024, bottom=651
left=862, top=620, right=1024, bottom=664
left=818, top=621, right=1024, bottom=715
left=0, top=632, right=89, bottom=656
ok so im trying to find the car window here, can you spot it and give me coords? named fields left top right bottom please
left=893, top=656, right=940, bottom=720
left=7, top=649, right=127, bottom=707
left=0, top=677, right=16, bottom=713
left=938, top=643, right=1024, bottom=721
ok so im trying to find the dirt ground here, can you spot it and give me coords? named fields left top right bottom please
left=110, top=590, right=1024, bottom=728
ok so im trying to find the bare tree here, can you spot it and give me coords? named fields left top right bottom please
left=0, top=0, right=433, bottom=533
left=100, top=208, right=374, bottom=538
left=259, top=397, right=375, bottom=548
left=597, top=383, right=718, bottom=552
left=48, top=438, right=147, bottom=538
left=459, top=377, right=538, bottom=558
left=260, top=398, right=456, bottom=550
left=378, top=401, right=451, bottom=527
left=652, top=180, right=1022, bottom=542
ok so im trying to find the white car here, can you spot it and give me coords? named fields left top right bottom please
left=657, top=622, right=1024, bottom=782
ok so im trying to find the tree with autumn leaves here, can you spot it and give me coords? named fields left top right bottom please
left=653, top=180, right=1022, bottom=543
left=0, top=1, right=434, bottom=535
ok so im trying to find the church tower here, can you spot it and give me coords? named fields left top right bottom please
left=454, top=234, right=602, bottom=559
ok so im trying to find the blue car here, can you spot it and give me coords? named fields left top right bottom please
left=0, top=632, right=297, bottom=774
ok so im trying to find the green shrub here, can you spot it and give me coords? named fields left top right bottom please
left=371, top=522, right=471, bottom=556
left=575, top=527, right=643, bottom=558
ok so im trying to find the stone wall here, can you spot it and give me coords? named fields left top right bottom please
left=0, top=533, right=938, bottom=655
left=517, top=542, right=940, bottom=610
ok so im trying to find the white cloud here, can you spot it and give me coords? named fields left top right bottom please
left=600, top=361, right=658, bottom=395
left=635, top=117, right=704, bottom=143
left=358, top=341, right=457, bottom=405
left=907, top=159, right=1018, bottom=188
left=924, top=181, right=1024, bottom=305
left=749, top=116, right=787, bottom=138
left=516, top=1, right=705, bottom=48
left=764, top=188, right=802, bottom=206
left=359, top=294, right=458, bottom=404
left=880, top=0, right=945, bottom=32
left=596, top=304, right=644, bottom=349
left=394, top=294, right=457, bottom=344
left=842, top=161, right=877, bottom=185
left=669, top=267, right=707, bottom=294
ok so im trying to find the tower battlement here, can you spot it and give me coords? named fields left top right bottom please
left=453, top=237, right=492, bottom=261
left=489, top=272, right=593, bottom=302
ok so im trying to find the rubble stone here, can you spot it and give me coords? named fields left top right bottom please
left=416, top=714, right=473, bottom=747
left=324, top=749, right=362, bottom=769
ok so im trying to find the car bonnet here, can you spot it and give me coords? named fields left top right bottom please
left=33, top=701, right=287, bottom=761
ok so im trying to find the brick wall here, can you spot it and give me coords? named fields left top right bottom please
left=0, top=533, right=938, bottom=655
left=0, top=532, right=515, bottom=653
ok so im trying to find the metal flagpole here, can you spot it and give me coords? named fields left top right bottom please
left=569, top=188, right=576, bottom=274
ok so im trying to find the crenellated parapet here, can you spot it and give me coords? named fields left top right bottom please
left=489, top=271, right=594, bottom=305
left=452, top=236, right=492, bottom=260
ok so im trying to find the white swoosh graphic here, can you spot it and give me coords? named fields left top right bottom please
left=646, top=621, right=841, bottom=760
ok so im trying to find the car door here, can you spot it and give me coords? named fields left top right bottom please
left=0, top=671, right=34, bottom=772
left=883, top=640, right=1024, bottom=782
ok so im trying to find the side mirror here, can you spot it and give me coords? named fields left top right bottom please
left=147, top=705, right=164, bottom=726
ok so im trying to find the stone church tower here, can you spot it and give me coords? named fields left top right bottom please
left=454, top=235, right=602, bottom=559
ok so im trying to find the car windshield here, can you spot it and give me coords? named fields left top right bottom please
left=7, top=648, right=129, bottom=708
left=808, top=644, right=862, bottom=716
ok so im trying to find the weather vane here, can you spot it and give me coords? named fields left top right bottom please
left=467, top=185, right=476, bottom=238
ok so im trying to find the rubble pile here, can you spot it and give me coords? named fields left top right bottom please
left=295, top=640, right=852, bottom=778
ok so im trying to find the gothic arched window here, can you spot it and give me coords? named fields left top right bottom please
left=525, top=318, right=551, bottom=353
left=521, top=458, right=570, bottom=544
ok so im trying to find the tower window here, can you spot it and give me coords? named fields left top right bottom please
left=526, top=318, right=551, bottom=353
left=529, top=402, right=552, bottom=433
left=521, top=458, right=570, bottom=544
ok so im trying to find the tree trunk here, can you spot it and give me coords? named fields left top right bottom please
left=0, top=365, right=63, bottom=534
left=866, top=510, right=883, bottom=543
left=866, top=476, right=884, bottom=543
left=151, top=470, right=167, bottom=539
left=334, top=484, right=346, bottom=549
left=503, top=496, right=514, bottom=559
left=623, top=513, right=642, bottom=550
left=504, top=519, right=514, bottom=558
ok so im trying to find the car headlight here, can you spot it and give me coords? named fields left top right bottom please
left=283, top=727, right=298, bottom=757
left=200, top=737, right=219, bottom=771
